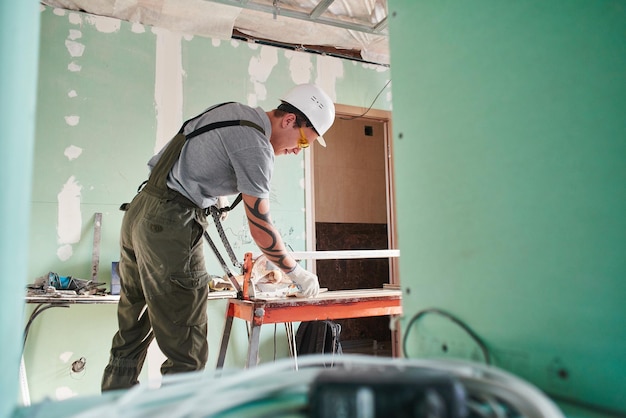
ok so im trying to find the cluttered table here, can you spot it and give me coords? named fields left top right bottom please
left=23, top=291, right=237, bottom=347
left=24, top=250, right=401, bottom=374
left=24, top=290, right=237, bottom=305
left=25, top=294, right=121, bottom=304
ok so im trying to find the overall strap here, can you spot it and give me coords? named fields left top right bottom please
left=178, top=102, right=234, bottom=134
left=148, top=103, right=266, bottom=193
left=146, top=133, right=188, bottom=194
left=185, top=119, right=264, bottom=141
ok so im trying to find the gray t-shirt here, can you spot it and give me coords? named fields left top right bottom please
left=148, top=102, right=274, bottom=209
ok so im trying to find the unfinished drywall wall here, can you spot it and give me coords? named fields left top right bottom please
left=20, top=4, right=391, bottom=405
left=389, top=0, right=626, bottom=415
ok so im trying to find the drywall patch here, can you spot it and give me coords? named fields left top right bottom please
left=211, top=38, right=221, bottom=47
left=59, top=352, right=73, bottom=363
left=65, top=40, right=85, bottom=57
left=131, top=22, right=145, bottom=34
left=315, top=55, right=343, bottom=102
left=68, top=90, right=78, bottom=98
left=230, top=39, right=240, bottom=48
left=64, top=115, right=80, bottom=126
left=68, top=29, right=81, bottom=40
left=57, top=244, right=73, bottom=261
left=57, top=176, right=82, bottom=246
left=68, top=62, right=81, bottom=72
left=247, top=46, right=278, bottom=107
left=361, top=62, right=388, bottom=73
left=52, top=7, right=66, bottom=17
left=285, top=50, right=312, bottom=85
left=55, top=386, right=76, bottom=401
left=68, top=12, right=81, bottom=25
left=64, top=145, right=82, bottom=161
left=85, top=14, right=121, bottom=33
left=153, top=29, right=183, bottom=154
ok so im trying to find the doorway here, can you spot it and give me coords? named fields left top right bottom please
left=309, top=105, right=398, bottom=356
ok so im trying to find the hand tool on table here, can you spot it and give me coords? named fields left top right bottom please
left=203, top=195, right=255, bottom=299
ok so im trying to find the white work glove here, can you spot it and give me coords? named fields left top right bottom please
left=286, top=264, right=320, bottom=298
left=216, top=196, right=230, bottom=221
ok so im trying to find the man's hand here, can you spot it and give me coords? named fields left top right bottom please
left=216, top=196, right=230, bottom=221
left=286, top=264, right=320, bottom=298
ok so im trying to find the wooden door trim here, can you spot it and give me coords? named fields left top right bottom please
left=306, top=103, right=397, bottom=283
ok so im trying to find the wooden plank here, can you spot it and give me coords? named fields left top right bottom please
left=383, top=283, right=401, bottom=290
left=289, top=249, right=400, bottom=260
left=254, top=288, right=401, bottom=302
left=25, top=295, right=120, bottom=304
left=25, top=291, right=236, bottom=304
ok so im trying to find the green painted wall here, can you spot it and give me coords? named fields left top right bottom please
left=0, top=1, right=40, bottom=416
left=388, top=0, right=625, bottom=415
left=18, top=5, right=391, bottom=406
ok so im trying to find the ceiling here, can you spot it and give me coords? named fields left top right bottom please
left=41, top=0, right=390, bottom=65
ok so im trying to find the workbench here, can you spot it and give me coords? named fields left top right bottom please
left=216, top=288, right=403, bottom=369
left=24, top=294, right=121, bottom=343
left=23, top=291, right=237, bottom=344
left=21, top=291, right=238, bottom=406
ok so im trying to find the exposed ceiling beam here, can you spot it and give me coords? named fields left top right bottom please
left=372, top=16, right=387, bottom=32
left=310, top=0, right=334, bottom=19
left=205, top=0, right=387, bottom=35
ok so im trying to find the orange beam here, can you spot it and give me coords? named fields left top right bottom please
left=262, top=299, right=401, bottom=323
left=226, top=291, right=402, bottom=326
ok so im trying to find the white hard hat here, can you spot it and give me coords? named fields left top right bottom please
left=281, top=84, right=335, bottom=147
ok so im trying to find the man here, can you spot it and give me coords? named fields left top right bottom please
left=102, top=83, right=335, bottom=391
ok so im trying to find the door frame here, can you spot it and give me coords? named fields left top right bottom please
left=305, top=103, right=400, bottom=356
left=304, top=104, right=398, bottom=285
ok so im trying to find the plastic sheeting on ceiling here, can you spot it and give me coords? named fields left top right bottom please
left=41, top=0, right=390, bottom=65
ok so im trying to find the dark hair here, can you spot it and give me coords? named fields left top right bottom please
left=277, top=102, right=318, bottom=134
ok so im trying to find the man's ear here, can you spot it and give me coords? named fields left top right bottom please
left=281, top=112, right=296, bottom=128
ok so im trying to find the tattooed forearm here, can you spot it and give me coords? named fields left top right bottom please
left=245, top=199, right=278, bottom=250
left=245, top=197, right=268, bottom=222
left=243, top=195, right=295, bottom=271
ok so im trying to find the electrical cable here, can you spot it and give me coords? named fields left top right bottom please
left=478, top=393, right=507, bottom=418
left=69, top=354, right=565, bottom=418
left=23, top=303, right=69, bottom=348
left=285, top=322, right=299, bottom=370
left=213, top=392, right=308, bottom=418
left=338, top=79, right=391, bottom=121
left=402, top=307, right=491, bottom=365
left=467, top=399, right=492, bottom=418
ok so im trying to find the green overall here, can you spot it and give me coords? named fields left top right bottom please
left=102, top=112, right=264, bottom=391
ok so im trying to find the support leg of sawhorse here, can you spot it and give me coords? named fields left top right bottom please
left=246, top=321, right=262, bottom=368
left=216, top=311, right=234, bottom=369
left=216, top=300, right=266, bottom=369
